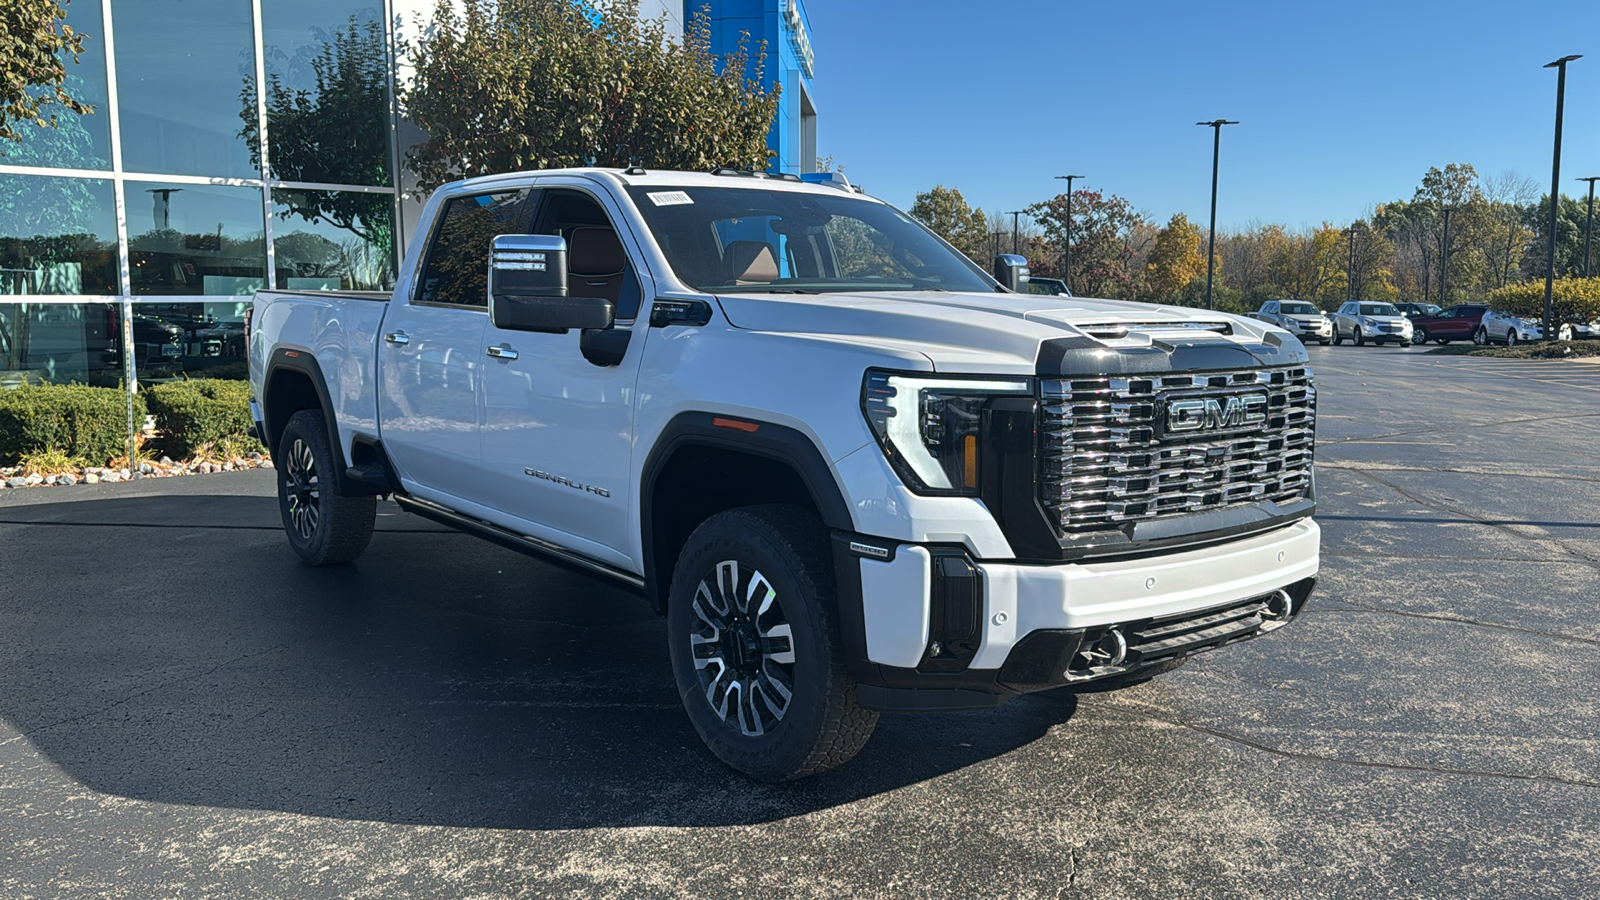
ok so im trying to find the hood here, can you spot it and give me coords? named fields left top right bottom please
left=712, top=290, right=1310, bottom=375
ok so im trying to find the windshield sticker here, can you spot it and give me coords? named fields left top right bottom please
left=647, top=191, right=693, bottom=206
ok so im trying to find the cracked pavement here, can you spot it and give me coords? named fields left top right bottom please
left=2, top=345, right=1598, bottom=898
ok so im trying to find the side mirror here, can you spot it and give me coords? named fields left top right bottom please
left=994, top=254, right=1029, bottom=292
left=489, top=234, right=614, bottom=334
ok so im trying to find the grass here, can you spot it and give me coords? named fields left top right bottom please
left=17, top=448, right=88, bottom=477
left=1424, top=340, right=1600, bottom=359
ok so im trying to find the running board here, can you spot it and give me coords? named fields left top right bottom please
left=393, top=495, right=646, bottom=593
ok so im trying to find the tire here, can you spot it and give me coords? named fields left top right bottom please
left=1560, top=324, right=1574, bottom=342
left=276, top=409, right=375, bottom=566
left=1333, top=328, right=1345, bottom=346
left=1413, top=326, right=1429, bottom=345
left=1354, top=327, right=1365, bottom=346
left=1319, top=338, right=1331, bottom=345
left=1506, top=329, right=1518, bottom=347
left=1473, top=326, right=1488, bottom=345
left=666, top=505, right=878, bottom=782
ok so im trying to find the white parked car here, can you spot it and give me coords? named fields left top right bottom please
left=1250, top=300, right=1333, bottom=345
left=1478, top=310, right=1544, bottom=346
left=1557, top=319, right=1599, bottom=341
left=1332, top=301, right=1413, bottom=346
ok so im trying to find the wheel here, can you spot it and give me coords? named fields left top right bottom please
left=1506, top=329, right=1518, bottom=347
left=1354, top=327, right=1365, bottom=346
left=1473, top=326, right=1488, bottom=345
left=1333, top=328, right=1345, bottom=346
left=1413, top=326, right=1429, bottom=345
left=276, top=409, right=375, bottom=566
left=1319, top=338, right=1331, bottom=345
left=1560, top=324, right=1574, bottom=341
left=667, top=505, right=878, bottom=782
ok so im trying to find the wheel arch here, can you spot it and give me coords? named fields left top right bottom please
left=640, top=413, right=854, bottom=614
left=262, top=350, right=360, bottom=497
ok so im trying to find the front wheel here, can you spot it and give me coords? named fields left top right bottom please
left=276, top=409, right=375, bottom=565
left=1506, top=329, right=1518, bottom=347
left=1354, top=327, right=1366, bottom=346
left=1413, top=326, right=1429, bottom=345
left=667, top=505, right=878, bottom=782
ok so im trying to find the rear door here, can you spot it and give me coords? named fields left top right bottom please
left=377, top=186, right=535, bottom=506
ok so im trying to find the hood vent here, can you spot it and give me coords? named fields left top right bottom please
left=1077, top=321, right=1234, bottom=340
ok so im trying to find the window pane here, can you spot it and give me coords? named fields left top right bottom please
left=262, top=0, right=391, bottom=187
left=9, top=0, right=112, bottom=170
left=0, top=174, right=118, bottom=295
left=131, top=301, right=250, bottom=379
left=0, top=303, right=122, bottom=387
left=128, top=181, right=265, bottom=296
left=417, top=192, right=530, bottom=307
left=113, top=0, right=258, bottom=178
left=272, top=188, right=395, bottom=290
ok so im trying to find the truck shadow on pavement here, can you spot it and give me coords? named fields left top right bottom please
left=0, top=493, right=1080, bottom=830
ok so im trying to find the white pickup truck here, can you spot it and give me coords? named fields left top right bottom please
left=247, top=168, right=1320, bottom=781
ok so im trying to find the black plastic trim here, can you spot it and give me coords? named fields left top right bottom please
left=579, top=327, right=632, bottom=366
left=1036, top=333, right=1310, bottom=377
left=261, top=349, right=368, bottom=498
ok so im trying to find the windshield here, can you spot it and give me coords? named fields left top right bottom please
left=1281, top=302, right=1319, bottom=315
left=626, top=185, right=998, bottom=294
left=1360, top=303, right=1401, bottom=316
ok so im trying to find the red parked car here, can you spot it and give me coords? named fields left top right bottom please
left=1408, top=304, right=1487, bottom=345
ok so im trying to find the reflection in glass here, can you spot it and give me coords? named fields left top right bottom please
left=257, top=0, right=391, bottom=187
left=128, top=181, right=265, bottom=296
left=6, top=0, right=112, bottom=170
left=132, top=301, right=251, bottom=378
left=0, top=303, right=124, bottom=387
left=273, top=188, right=395, bottom=290
left=0, top=174, right=117, bottom=295
left=113, top=0, right=257, bottom=178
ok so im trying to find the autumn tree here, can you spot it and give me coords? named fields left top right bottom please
left=1027, top=190, right=1147, bottom=298
left=1144, top=213, right=1204, bottom=301
left=403, top=0, right=781, bottom=192
left=909, top=185, right=989, bottom=265
left=1, top=0, right=93, bottom=150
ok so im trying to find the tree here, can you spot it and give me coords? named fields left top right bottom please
left=908, top=185, right=989, bottom=265
left=1144, top=213, right=1204, bottom=301
left=1027, top=190, right=1146, bottom=298
left=403, top=0, right=781, bottom=192
left=1, top=0, right=93, bottom=150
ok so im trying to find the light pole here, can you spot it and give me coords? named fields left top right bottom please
left=992, top=229, right=1004, bottom=260
left=1543, top=55, right=1582, bottom=341
left=1578, top=176, right=1599, bottom=277
left=1005, top=210, right=1026, bottom=255
left=1054, top=174, right=1083, bottom=290
left=1440, top=206, right=1456, bottom=307
left=1344, top=225, right=1358, bottom=303
left=1197, top=119, right=1238, bottom=310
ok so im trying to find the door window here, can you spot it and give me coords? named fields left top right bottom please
left=532, top=189, right=644, bottom=320
left=416, top=190, right=533, bottom=308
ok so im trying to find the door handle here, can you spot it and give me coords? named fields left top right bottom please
left=486, top=344, right=519, bottom=360
left=384, top=331, right=410, bottom=345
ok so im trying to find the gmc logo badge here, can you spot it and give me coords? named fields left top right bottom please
left=1161, top=392, right=1268, bottom=435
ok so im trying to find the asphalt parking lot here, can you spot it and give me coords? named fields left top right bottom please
left=2, top=346, right=1598, bottom=899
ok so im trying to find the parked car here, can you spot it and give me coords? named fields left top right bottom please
left=1249, top=300, right=1333, bottom=344
left=1558, top=319, right=1600, bottom=341
left=1026, top=276, right=1072, bottom=296
left=1395, top=302, right=1442, bottom=318
left=1406, top=304, right=1487, bottom=345
left=1479, top=309, right=1544, bottom=346
left=1333, top=301, right=1413, bottom=346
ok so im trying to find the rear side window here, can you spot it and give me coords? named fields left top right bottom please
left=416, top=190, right=532, bottom=307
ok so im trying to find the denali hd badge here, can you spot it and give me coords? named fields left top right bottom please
left=1159, top=392, right=1268, bottom=436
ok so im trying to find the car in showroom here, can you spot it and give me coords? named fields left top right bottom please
left=1407, top=304, right=1487, bottom=345
left=1249, top=300, right=1333, bottom=344
left=1478, top=309, right=1544, bottom=345
left=1333, top=301, right=1413, bottom=346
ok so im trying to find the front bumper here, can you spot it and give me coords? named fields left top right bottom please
left=838, top=520, right=1319, bottom=709
left=1289, top=321, right=1333, bottom=340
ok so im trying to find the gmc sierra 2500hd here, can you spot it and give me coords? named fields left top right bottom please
left=248, top=168, right=1319, bottom=781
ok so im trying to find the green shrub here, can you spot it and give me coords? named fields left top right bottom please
left=0, top=383, right=143, bottom=466
left=1485, top=277, right=1600, bottom=323
left=144, top=379, right=258, bottom=458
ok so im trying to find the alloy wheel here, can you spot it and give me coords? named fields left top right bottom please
left=688, top=560, right=797, bottom=737
left=1506, top=330, right=1518, bottom=347
left=285, top=437, right=321, bottom=540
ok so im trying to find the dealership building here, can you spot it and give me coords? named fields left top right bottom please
left=0, top=0, right=816, bottom=390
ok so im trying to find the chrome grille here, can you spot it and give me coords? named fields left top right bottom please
left=1039, top=366, right=1315, bottom=534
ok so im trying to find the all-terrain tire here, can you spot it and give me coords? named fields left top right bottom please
left=276, top=409, right=375, bottom=566
left=666, top=504, right=878, bottom=782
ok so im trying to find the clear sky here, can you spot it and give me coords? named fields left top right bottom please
left=802, top=0, right=1600, bottom=231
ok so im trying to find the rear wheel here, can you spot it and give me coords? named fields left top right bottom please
left=1333, top=328, right=1345, bottom=346
left=666, top=505, right=878, bottom=782
left=276, top=409, right=375, bottom=566
left=1474, top=326, right=1488, bottom=345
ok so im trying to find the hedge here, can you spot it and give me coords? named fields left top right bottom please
left=0, top=384, right=143, bottom=466
left=1485, top=277, right=1600, bottom=323
left=144, top=379, right=257, bottom=458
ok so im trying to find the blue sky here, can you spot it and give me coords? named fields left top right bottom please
left=802, top=0, right=1600, bottom=231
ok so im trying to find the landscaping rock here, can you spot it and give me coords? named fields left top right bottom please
left=101, top=472, right=120, bottom=483
left=260, top=459, right=273, bottom=468
left=119, top=468, right=131, bottom=479
left=159, top=456, right=174, bottom=466
left=7, top=477, right=26, bottom=488
left=138, top=462, right=153, bottom=475
left=248, top=452, right=263, bottom=461
left=84, top=473, right=100, bottom=484
left=24, top=474, right=43, bottom=486
left=58, top=474, right=77, bottom=486
left=44, top=475, right=58, bottom=485
left=200, top=463, right=214, bottom=474
left=223, top=462, right=235, bottom=472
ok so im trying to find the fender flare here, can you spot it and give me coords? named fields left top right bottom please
left=261, top=349, right=364, bottom=497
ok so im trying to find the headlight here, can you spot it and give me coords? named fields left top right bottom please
left=862, top=370, right=1031, bottom=494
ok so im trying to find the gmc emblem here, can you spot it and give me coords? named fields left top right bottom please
left=1161, top=392, right=1269, bottom=435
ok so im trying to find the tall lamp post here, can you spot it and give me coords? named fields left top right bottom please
left=1054, top=174, right=1084, bottom=290
left=1005, top=210, right=1026, bottom=255
left=992, top=229, right=1004, bottom=260
left=1578, top=176, right=1600, bottom=277
left=1543, top=55, right=1582, bottom=341
left=1197, top=119, right=1238, bottom=310
left=1344, top=225, right=1358, bottom=303
left=1440, top=206, right=1457, bottom=307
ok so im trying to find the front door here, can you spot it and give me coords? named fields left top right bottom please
left=377, top=187, right=534, bottom=507
left=476, top=184, right=650, bottom=569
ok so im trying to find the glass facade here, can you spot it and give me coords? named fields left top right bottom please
left=0, top=0, right=402, bottom=403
